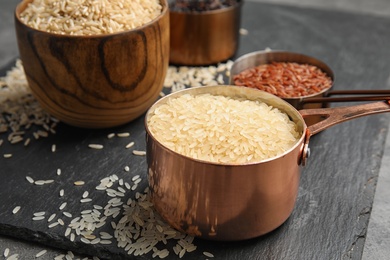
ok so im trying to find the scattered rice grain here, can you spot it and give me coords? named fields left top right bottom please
left=132, top=150, right=146, bottom=156
left=12, top=206, right=21, bottom=214
left=48, top=213, right=56, bottom=222
left=35, top=250, right=47, bottom=258
left=74, top=181, right=85, bottom=186
left=33, top=211, right=46, bottom=216
left=125, top=142, right=135, bottom=149
left=32, top=216, right=45, bottom=221
left=82, top=191, right=89, bottom=198
left=3, top=248, right=9, bottom=257
left=203, top=251, right=215, bottom=258
left=59, top=202, right=67, bottom=210
left=117, top=132, right=130, bottom=137
left=88, top=144, right=103, bottom=150
left=6, top=253, right=19, bottom=260
left=63, top=212, right=73, bottom=218
left=26, top=176, right=34, bottom=183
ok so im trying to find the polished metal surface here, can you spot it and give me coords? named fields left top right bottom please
left=145, top=85, right=306, bottom=241
left=169, top=1, right=242, bottom=65
left=144, top=85, right=390, bottom=241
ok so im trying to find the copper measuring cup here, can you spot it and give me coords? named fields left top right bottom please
left=169, top=0, right=243, bottom=65
left=229, top=50, right=390, bottom=125
left=145, top=85, right=390, bottom=241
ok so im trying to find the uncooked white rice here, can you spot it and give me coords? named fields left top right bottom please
left=0, top=60, right=59, bottom=146
left=3, top=248, right=9, bottom=258
left=33, top=211, right=46, bottom=216
left=1, top=59, right=231, bottom=259
left=48, top=222, right=59, bottom=229
left=147, top=93, right=300, bottom=163
left=203, top=251, right=215, bottom=258
left=19, top=0, right=163, bottom=36
left=125, top=142, right=135, bottom=149
left=82, top=191, right=89, bottom=198
left=48, top=213, right=56, bottom=222
left=88, top=144, right=103, bottom=150
left=12, top=206, right=21, bottom=214
left=6, top=253, right=18, bottom=260
left=26, top=176, right=34, bottom=183
left=3, top=153, right=12, bottom=158
left=117, top=132, right=130, bottom=137
left=63, top=211, right=72, bottom=218
left=74, top=181, right=85, bottom=186
left=59, top=202, right=67, bottom=210
left=239, top=28, right=249, bottom=35
left=35, top=249, right=47, bottom=258
left=132, top=150, right=146, bottom=156
left=163, top=61, right=234, bottom=92
left=34, top=180, right=46, bottom=185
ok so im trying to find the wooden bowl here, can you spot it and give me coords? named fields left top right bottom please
left=14, top=0, right=169, bottom=128
left=169, top=0, right=243, bottom=66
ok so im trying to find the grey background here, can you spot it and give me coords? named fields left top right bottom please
left=0, top=0, right=389, bottom=259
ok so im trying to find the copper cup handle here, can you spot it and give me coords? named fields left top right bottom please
left=298, top=100, right=390, bottom=166
left=300, top=100, right=390, bottom=136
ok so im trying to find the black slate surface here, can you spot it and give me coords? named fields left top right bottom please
left=1, top=2, right=390, bottom=259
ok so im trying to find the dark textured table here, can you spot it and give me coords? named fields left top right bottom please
left=1, top=1, right=390, bottom=259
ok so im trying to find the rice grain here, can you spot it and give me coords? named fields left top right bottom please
left=3, top=248, right=9, bottom=257
left=12, top=206, right=21, bottom=214
left=203, top=251, right=215, bottom=258
left=132, top=150, right=146, bottom=156
left=147, top=93, right=299, bottom=164
left=26, top=176, right=34, bottom=183
left=74, top=181, right=85, bottom=186
left=88, top=144, right=104, bottom=150
left=35, top=250, right=47, bottom=258
left=19, top=0, right=163, bottom=36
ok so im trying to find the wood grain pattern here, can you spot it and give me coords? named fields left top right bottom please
left=14, top=0, right=169, bottom=128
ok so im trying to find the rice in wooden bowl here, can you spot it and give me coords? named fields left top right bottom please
left=14, top=0, right=169, bottom=128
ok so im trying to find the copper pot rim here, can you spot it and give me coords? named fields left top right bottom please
left=15, top=0, right=169, bottom=38
left=229, top=49, right=335, bottom=100
left=145, top=85, right=307, bottom=167
left=169, top=0, right=243, bottom=15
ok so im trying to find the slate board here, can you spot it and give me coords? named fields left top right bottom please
left=1, top=2, right=390, bottom=259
